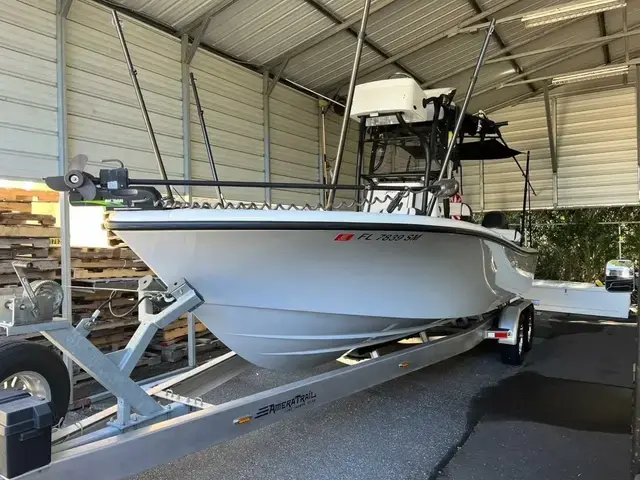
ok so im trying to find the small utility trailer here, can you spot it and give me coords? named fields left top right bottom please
left=0, top=270, right=534, bottom=480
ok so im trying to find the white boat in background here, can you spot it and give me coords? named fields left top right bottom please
left=529, top=279, right=632, bottom=319
left=107, top=208, right=537, bottom=370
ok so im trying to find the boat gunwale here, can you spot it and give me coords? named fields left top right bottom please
left=105, top=219, right=538, bottom=257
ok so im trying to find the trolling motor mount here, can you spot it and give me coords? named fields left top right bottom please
left=44, top=156, right=163, bottom=209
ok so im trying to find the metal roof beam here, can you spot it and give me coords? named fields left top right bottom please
left=466, top=0, right=535, bottom=93
left=471, top=22, right=640, bottom=99
left=598, top=12, right=611, bottom=64
left=484, top=29, right=640, bottom=65
left=322, top=0, right=521, bottom=92
left=484, top=47, right=640, bottom=113
left=297, top=0, right=426, bottom=85
left=265, top=0, right=399, bottom=68
left=57, top=0, right=73, bottom=17
left=181, top=0, right=241, bottom=64
left=423, top=19, right=579, bottom=87
left=264, top=59, right=290, bottom=98
left=184, top=13, right=214, bottom=64
left=180, top=0, right=240, bottom=34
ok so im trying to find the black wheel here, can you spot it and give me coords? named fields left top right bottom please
left=0, top=339, right=71, bottom=424
left=523, top=307, right=534, bottom=353
left=499, top=313, right=525, bottom=365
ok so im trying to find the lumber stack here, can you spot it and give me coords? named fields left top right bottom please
left=60, top=246, right=153, bottom=352
left=0, top=211, right=60, bottom=287
left=103, top=211, right=126, bottom=247
left=149, top=315, right=220, bottom=363
left=0, top=187, right=59, bottom=214
left=49, top=245, right=152, bottom=281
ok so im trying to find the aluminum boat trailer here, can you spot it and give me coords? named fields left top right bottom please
left=0, top=273, right=534, bottom=480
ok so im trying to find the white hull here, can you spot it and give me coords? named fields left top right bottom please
left=109, top=210, right=537, bottom=370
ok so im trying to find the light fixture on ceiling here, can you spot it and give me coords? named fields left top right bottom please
left=550, top=64, right=629, bottom=84
left=521, top=0, right=626, bottom=28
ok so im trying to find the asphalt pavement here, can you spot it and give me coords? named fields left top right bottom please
left=121, top=315, right=635, bottom=480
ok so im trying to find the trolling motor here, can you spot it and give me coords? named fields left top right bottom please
left=44, top=155, right=162, bottom=209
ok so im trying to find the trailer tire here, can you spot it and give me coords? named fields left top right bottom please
left=499, top=314, right=525, bottom=366
left=523, top=307, right=534, bottom=353
left=0, top=339, right=70, bottom=424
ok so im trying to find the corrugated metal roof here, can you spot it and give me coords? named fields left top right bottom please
left=284, top=32, right=386, bottom=90
left=111, top=0, right=639, bottom=111
left=109, top=0, right=227, bottom=31
left=203, top=0, right=332, bottom=64
left=365, top=0, right=474, bottom=55
left=405, top=35, right=503, bottom=87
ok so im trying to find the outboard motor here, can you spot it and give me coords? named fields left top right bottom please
left=605, top=259, right=636, bottom=292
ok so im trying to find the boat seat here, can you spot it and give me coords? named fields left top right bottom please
left=481, top=211, right=508, bottom=229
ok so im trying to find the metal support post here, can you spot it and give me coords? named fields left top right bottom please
left=181, top=34, right=192, bottom=201
left=354, top=118, right=366, bottom=210
left=56, top=3, right=74, bottom=404
left=187, top=313, right=196, bottom=367
left=427, top=18, right=496, bottom=215
left=263, top=70, right=272, bottom=205
left=544, top=83, right=559, bottom=206
left=543, top=84, right=558, bottom=173
left=520, top=151, right=530, bottom=246
left=636, top=65, right=640, bottom=202
left=633, top=307, right=640, bottom=478
left=479, top=161, right=485, bottom=212
left=633, top=63, right=640, bottom=479
left=318, top=101, right=325, bottom=204
left=112, top=10, right=172, bottom=200
left=326, top=0, right=372, bottom=209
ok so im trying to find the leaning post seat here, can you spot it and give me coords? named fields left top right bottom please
left=481, top=211, right=509, bottom=229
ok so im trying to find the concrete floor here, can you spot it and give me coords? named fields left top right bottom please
left=108, top=316, right=634, bottom=480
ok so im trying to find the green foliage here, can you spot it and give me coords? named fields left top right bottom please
left=507, top=207, right=640, bottom=283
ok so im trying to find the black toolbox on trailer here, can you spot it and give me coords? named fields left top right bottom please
left=0, top=390, right=53, bottom=478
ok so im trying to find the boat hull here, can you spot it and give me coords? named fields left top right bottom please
left=110, top=210, right=537, bottom=370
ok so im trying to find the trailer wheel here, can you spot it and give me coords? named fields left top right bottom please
left=499, top=313, right=525, bottom=366
left=523, top=307, right=534, bottom=353
left=0, top=340, right=71, bottom=424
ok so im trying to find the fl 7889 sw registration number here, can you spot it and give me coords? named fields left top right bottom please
left=334, top=233, right=423, bottom=242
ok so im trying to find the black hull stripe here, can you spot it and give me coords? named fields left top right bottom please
left=106, top=219, right=537, bottom=257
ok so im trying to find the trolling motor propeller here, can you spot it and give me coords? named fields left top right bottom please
left=43, top=155, right=163, bottom=209
left=44, top=154, right=98, bottom=201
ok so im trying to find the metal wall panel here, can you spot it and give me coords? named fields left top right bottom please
left=556, top=87, right=637, bottom=207
left=484, top=100, right=554, bottom=210
left=457, top=160, right=482, bottom=213
left=0, top=0, right=58, bottom=180
left=270, top=84, right=320, bottom=205
left=66, top=1, right=184, bottom=183
left=190, top=49, right=264, bottom=202
left=325, top=111, right=359, bottom=208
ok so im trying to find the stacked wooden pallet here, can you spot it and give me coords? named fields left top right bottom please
left=103, top=211, right=126, bottom=247
left=49, top=245, right=152, bottom=281
left=0, top=211, right=60, bottom=287
left=59, top=247, right=152, bottom=352
left=149, top=315, right=221, bottom=363
left=0, top=187, right=59, bottom=214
